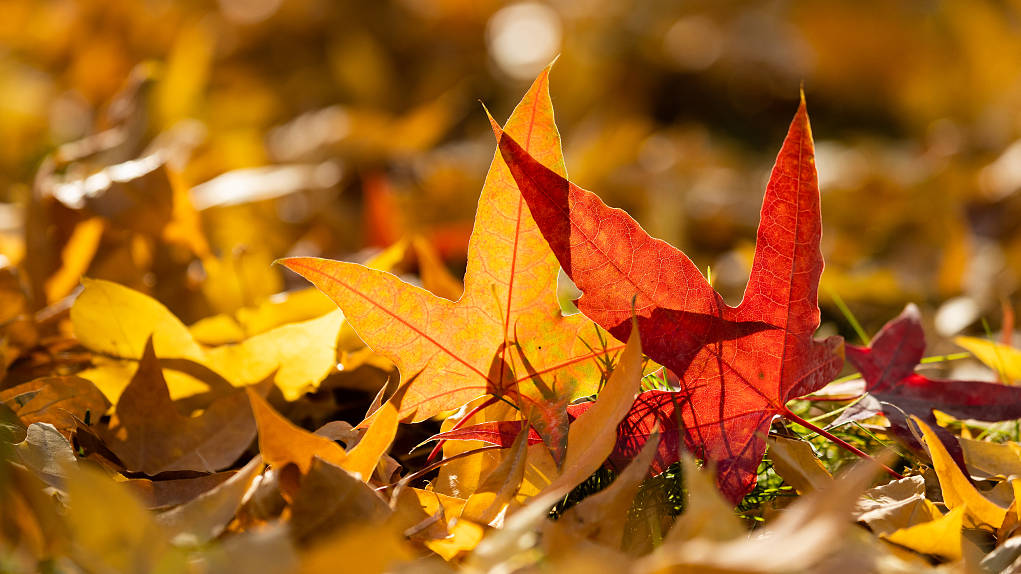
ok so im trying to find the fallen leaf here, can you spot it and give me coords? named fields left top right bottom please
left=288, top=457, right=392, bottom=547
left=64, top=464, right=186, bottom=574
left=71, top=277, right=204, bottom=362
left=960, top=437, right=1021, bottom=479
left=663, top=452, right=744, bottom=544
left=391, top=487, right=466, bottom=542
left=883, top=506, right=964, bottom=561
left=499, top=93, right=843, bottom=503
left=126, top=471, right=237, bottom=510
left=547, top=429, right=660, bottom=553
left=155, top=455, right=265, bottom=546
left=203, top=309, right=345, bottom=400
left=846, top=304, right=1021, bottom=475
left=461, top=420, right=530, bottom=524
left=912, top=417, right=1008, bottom=529
left=280, top=64, right=621, bottom=467
left=341, top=383, right=408, bottom=482
left=0, top=377, right=110, bottom=437
left=300, top=523, right=412, bottom=574
left=74, top=279, right=348, bottom=402
left=15, top=423, right=78, bottom=487
left=953, top=335, right=1021, bottom=383
left=425, top=518, right=486, bottom=561
left=77, top=354, right=211, bottom=404
left=412, top=234, right=463, bottom=301
left=100, top=339, right=257, bottom=475
left=767, top=435, right=834, bottom=495
left=190, top=239, right=407, bottom=346
left=854, top=476, right=940, bottom=536
left=44, top=216, right=104, bottom=304
left=246, top=387, right=347, bottom=474
left=636, top=458, right=880, bottom=573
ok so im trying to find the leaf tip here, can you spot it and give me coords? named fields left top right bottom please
left=482, top=103, right=502, bottom=142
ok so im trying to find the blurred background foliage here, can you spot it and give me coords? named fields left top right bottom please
left=3, top=0, right=1021, bottom=381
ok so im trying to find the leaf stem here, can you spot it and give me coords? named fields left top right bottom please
left=426, top=395, right=502, bottom=462
left=782, top=407, right=903, bottom=480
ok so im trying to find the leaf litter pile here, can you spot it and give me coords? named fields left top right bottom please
left=7, top=62, right=1021, bottom=574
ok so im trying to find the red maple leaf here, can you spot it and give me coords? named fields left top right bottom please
left=845, top=303, right=1021, bottom=475
left=494, top=96, right=844, bottom=503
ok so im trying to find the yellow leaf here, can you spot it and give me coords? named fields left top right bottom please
left=391, top=488, right=466, bottom=540
left=44, top=216, right=104, bottom=305
left=78, top=355, right=211, bottom=403
left=235, top=287, right=336, bottom=337
left=155, top=18, right=215, bottom=128
left=341, top=384, right=408, bottom=482
left=247, top=388, right=347, bottom=473
left=65, top=465, right=186, bottom=574
left=190, top=238, right=406, bottom=346
left=300, top=523, right=412, bottom=574
left=953, top=336, right=1021, bottom=383
left=960, top=437, right=1021, bottom=479
left=201, top=247, right=283, bottom=315
left=71, top=278, right=204, bottom=362
left=190, top=288, right=337, bottom=346
left=883, top=507, right=964, bottom=561
left=204, top=309, right=345, bottom=400
left=912, top=417, right=1008, bottom=528
left=538, top=315, right=643, bottom=497
left=462, top=421, right=530, bottom=524
left=188, top=314, right=247, bottom=347
left=424, top=518, right=485, bottom=561
left=767, top=435, right=834, bottom=494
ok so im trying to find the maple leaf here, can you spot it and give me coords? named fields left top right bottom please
left=496, top=95, right=844, bottom=503
left=845, top=303, right=1021, bottom=475
left=279, top=65, right=622, bottom=467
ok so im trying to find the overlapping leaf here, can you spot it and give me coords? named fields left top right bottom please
left=845, top=303, right=1021, bottom=474
left=497, top=95, right=843, bottom=502
left=280, top=65, right=622, bottom=466
left=99, top=339, right=257, bottom=475
left=426, top=390, right=682, bottom=474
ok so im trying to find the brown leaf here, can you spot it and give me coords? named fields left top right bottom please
left=1, top=376, right=109, bottom=437
left=854, top=476, right=941, bottom=537
left=125, top=471, right=237, bottom=510
left=100, top=338, right=257, bottom=475
left=155, top=455, right=265, bottom=546
left=289, top=457, right=392, bottom=547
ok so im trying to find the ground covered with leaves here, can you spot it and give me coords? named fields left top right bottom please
left=7, top=2, right=1021, bottom=574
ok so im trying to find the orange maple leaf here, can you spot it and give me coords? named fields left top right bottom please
left=280, top=65, right=621, bottom=467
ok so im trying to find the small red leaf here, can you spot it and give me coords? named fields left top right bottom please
left=846, top=303, right=1021, bottom=474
